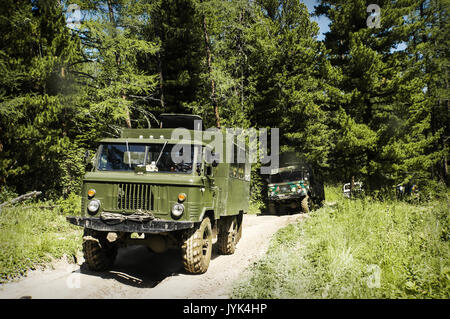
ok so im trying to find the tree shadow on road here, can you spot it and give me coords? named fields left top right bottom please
left=79, top=246, right=181, bottom=288
left=257, top=208, right=302, bottom=216
left=79, top=242, right=222, bottom=289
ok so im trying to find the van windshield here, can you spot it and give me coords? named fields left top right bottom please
left=97, top=143, right=200, bottom=173
left=269, top=170, right=304, bottom=184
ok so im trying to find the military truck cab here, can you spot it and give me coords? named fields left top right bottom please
left=67, top=114, right=250, bottom=274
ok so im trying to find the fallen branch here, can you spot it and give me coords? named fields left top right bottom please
left=20, top=205, right=60, bottom=210
left=0, top=191, right=42, bottom=212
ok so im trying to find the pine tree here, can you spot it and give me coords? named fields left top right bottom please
left=235, top=0, right=338, bottom=169
left=72, top=0, right=159, bottom=134
left=138, top=0, right=206, bottom=117
left=191, top=0, right=256, bottom=128
left=0, top=0, right=84, bottom=196
left=315, top=0, right=448, bottom=189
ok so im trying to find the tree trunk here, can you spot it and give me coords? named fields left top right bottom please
left=201, top=13, right=220, bottom=128
left=157, top=51, right=165, bottom=111
left=0, top=191, right=42, bottom=212
left=238, top=9, right=244, bottom=112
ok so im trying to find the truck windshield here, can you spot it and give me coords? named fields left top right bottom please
left=97, top=143, right=200, bottom=173
left=269, top=170, right=304, bottom=183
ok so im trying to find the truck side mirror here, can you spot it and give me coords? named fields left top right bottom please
left=206, top=164, right=213, bottom=176
left=84, top=150, right=93, bottom=171
left=84, top=150, right=91, bottom=165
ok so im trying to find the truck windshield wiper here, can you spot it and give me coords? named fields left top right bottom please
left=126, top=139, right=131, bottom=168
left=155, top=141, right=168, bottom=166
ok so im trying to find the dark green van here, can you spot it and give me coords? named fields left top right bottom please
left=67, top=115, right=251, bottom=274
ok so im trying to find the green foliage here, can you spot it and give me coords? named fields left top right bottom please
left=316, top=0, right=449, bottom=188
left=232, top=185, right=450, bottom=298
left=74, top=0, right=159, bottom=130
left=0, top=0, right=85, bottom=197
left=56, top=193, right=82, bottom=215
left=0, top=186, right=18, bottom=204
left=0, top=205, right=82, bottom=283
left=1, top=0, right=447, bottom=199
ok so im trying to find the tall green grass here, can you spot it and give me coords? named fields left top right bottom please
left=0, top=195, right=83, bottom=283
left=232, top=185, right=449, bottom=298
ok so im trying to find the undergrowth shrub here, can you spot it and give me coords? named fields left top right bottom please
left=233, top=186, right=449, bottom=299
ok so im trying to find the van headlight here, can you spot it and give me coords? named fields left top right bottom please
left=171, top=203, right=184, bottom=218
left=87, top=199, right=100, bottom=214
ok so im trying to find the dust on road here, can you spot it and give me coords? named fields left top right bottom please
left=0, top=213, right=307, bottom=299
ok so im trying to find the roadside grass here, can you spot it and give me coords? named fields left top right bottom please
left=0, top=195, right=83, bottom=283
left=232, top=185, right=450, bottom=299
left=248, top=201, right=263, bottom=215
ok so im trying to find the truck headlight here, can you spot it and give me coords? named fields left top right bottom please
left=171, top=203, right=184, bottom=218
left=87, top=199, right=100, bottom=214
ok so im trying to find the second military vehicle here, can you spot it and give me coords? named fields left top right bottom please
left=265, top=153, right=325, bottom=215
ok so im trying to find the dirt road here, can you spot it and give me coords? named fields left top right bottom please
left=0, top=213, right=306, bottom=299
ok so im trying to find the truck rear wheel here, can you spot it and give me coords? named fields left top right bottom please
left=82, top=228, right=118, bottom=271
left=301, top=196, right=310, bottom=214
left=217, top=216, right=238, bottom=255
left=182, top=217, right=212, bottom=274
left=236, top=212, right=243, bottom=243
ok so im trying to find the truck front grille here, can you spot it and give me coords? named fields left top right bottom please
left=117, top=183, right=153, bottom=211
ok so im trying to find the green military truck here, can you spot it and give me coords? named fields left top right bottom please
left=265, top=158, right=325, bottom=215
left=67, top=114, right=251, bottom=274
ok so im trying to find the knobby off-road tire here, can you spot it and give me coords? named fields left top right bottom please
left=236, top=213, right=243, bottom=243
left=82, top=228, right=118, bottom=271
left=217, top=216, right=238, bottom=255
left=182, top=217, right=213, bottom=274
left=301, top=196, right=310, bottom=214
left=268, top=203, right=277, bottom=215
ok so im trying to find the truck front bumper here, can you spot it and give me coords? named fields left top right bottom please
left=268, top=194, right=305, bottom=201
left=66, top=216, right=195, bottom=234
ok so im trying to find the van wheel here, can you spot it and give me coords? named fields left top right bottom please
left=82, top=228, right=118, bottom=271
left=268, top=203, right=277, bottom=215
left=182, top=217, right=212, bottom=274
left=301, top=196, right=310, bottom=214
left=217, top=216, right=238, bottom=255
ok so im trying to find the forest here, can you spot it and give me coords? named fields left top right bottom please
left=0, top=0, right=448, bottom=201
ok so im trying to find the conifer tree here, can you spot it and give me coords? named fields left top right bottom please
left=72, top=0, right=159, bottom=134
left=0, top=0, right=84, bottom=196
left=316, top=0, right=448, bottom=189
left=138, top=0, right=206, bottom=116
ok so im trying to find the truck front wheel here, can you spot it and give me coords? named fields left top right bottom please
left=181, top=217, right=212, bottom=274
left=301, top=196, right=310, bottom=214
left=82, top=228, right=118, bottom=271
